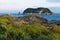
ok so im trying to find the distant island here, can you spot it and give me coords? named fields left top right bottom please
left=23, top=7, right=53, bottom=15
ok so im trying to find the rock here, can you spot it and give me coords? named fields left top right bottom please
left=23, top=7, right=53, bottom=15
left=17, top=15, right=48, bottom=24
left=18, top=12, right=21, bottom=15
left=48, top=20, right=60, bottom=26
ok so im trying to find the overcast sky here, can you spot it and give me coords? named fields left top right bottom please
left=0, top=0, right=60, bottom=13
left=0, top=0, right=60, bottom=10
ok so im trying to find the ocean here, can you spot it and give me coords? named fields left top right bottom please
left=38, top=14, right=60, bottom=21
left=11, top=13, right=60, bottom=21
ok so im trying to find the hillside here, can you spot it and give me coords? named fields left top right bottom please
left=0, top=14, right=60, bottom=40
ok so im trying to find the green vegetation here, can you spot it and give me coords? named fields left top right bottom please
left=0, top=15, right=60, bottom=40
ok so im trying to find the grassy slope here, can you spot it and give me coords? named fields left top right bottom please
left=0, top=15, right=60, bottom=40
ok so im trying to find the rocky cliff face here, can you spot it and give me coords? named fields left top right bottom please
left=23, top=7, right=53, bottom=15
left=17, top=15, right=48, bottom=24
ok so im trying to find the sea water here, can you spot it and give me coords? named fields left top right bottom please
left=12, top=13, right=60, bottom=21
left=38, top=13, right=60, bottom=21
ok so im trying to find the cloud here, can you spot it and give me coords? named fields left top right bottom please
left=0, top=0, right=60, bottom=10
left=0, top=0, right=47, bottom=10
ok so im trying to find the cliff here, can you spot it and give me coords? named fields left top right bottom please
left=23, top=7, right=53, bottom=15
left=17, top=15, right=48, bottom=24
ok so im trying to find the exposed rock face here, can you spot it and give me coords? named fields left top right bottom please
left=49, top=20, right=60, bottom=26
left=17, top=15, right=48, bottom=24
left=23, top=7, right=53, bottom=15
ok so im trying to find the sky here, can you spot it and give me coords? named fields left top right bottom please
left=48, top=0, right=60, bottom=2
left=0, top=0, right=60, bottom=13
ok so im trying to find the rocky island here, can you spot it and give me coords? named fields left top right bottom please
left=23, top=7, right=53, bottom=15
